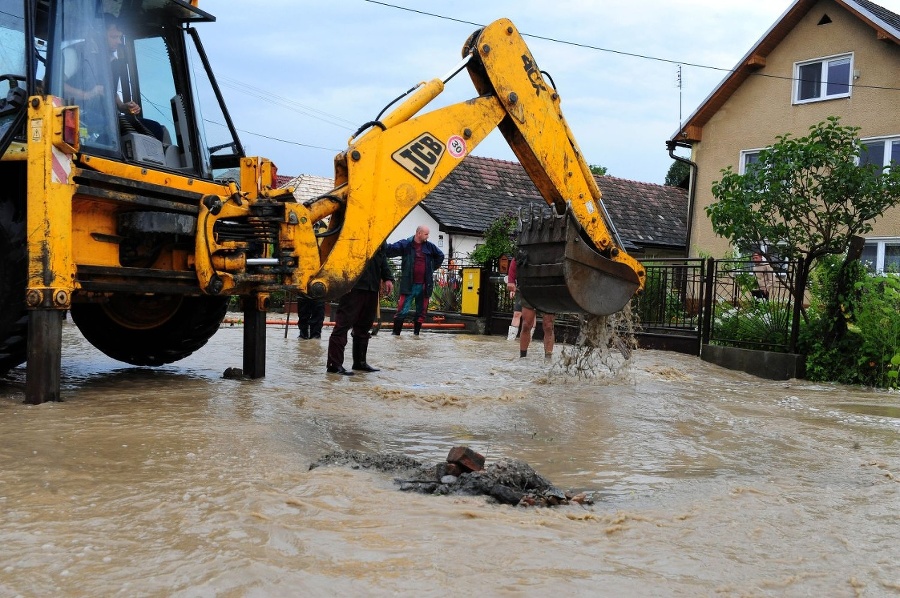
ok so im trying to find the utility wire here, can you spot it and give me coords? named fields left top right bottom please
left=217, top=75, right=358, bottom=130
left=206, top=119, right=342, bottom=152
left=209, top=1, right=900, bottom=150
left=363, top=0, right=719, bottom=71
left=362, top=0, right=900, bottom=93
left=235, top=128, right=341, bottom=152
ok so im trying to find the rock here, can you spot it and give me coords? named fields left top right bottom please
left=222, top=367, right=244, bottom=379
left=569, top=492, right=591, bottom=505
left=445, top=462, right=463, bottom=477
left=489, top=483, right=524, bottom=505
left=435, top=462, right=463, bottom=479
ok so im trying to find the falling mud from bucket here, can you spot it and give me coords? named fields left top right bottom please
left=552, top=304, right=638, bottom=380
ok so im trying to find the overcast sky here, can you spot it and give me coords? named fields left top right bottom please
left=194, top=0, right=900, bottom=184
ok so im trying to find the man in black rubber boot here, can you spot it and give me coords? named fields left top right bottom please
left=297, top=297, right=325, bottom=339
left=326, top=246, right=394, bottom=375
left=391, top=319, right=403, bottom=336
left=414, top=321, right=422, bottom=336
left=352, top=336, right=378, bottom=372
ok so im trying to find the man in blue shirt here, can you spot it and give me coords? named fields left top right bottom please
left=385, top=225, right=445, bottom=336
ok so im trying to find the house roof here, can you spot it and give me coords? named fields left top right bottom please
left=281, top=173, right=335, bottom=202
left=855, top=0, right=900, bottom=32
left=592, top=172, right=689, bottom=249
left=671, top=0, right=900, bottom=143
left=217, top=171, right=301, bottom=191
left=421, top=156, right=688, bottom=251
left=274, top=174, right=294, bottom=189
left=278, top=156, right=688, bottom=251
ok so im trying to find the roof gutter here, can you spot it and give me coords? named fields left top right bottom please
left=666, top=139, right=697, bottom=258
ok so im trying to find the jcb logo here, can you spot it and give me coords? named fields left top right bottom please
left=392, top=133, right=444, bottom=183
left=522, top=54, right=547, bottom=96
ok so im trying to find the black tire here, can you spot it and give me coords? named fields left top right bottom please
left=70, top=294, right=229, bottom=366
left=0, top=165, right=28, bottom=376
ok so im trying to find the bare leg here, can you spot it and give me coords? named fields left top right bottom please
left=519, top=307, right=536, bottom=357
left=541, top=314, right=555, bottom=358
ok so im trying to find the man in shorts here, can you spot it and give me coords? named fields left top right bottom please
left=506, top=258, right=555, bottom=358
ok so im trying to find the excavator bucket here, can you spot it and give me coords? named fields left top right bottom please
left=515, top=206, right=641, bottom=317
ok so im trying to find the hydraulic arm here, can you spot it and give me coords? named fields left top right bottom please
left=204, top=18, right=645, bottom=315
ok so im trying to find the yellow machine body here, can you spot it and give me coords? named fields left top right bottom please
left=4, top=7, right=643, bottom=403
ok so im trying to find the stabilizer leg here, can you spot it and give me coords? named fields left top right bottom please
left=243, top=296, right=266, bottom=379
left=25, top=309, right=64, bottom=404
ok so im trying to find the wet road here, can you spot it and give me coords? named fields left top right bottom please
left=0, top=318, right=898, bottom=596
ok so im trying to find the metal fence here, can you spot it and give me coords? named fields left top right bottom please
left=633, top=259, right=705, bottom=335
left=403, top=255, right=801, bottom=355
left=485, top=258, right=708, bottom=348
left=702, top=257, right=798, bottom=353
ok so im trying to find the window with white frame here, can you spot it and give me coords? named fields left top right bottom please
left=739, top=150, right=762, bottom=174
left=794, top=53, right=852, bottom=103
left=861, top=238, right=900, bottom=273
left=860, top=136, right=900, bottom=169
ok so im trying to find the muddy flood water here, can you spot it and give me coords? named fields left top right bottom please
left=1, top=317, right=899, bottom=597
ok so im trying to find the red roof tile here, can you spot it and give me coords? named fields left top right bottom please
left=275, top=156, right=688, bottom=251
left=423, top=156, right=687, bottom=251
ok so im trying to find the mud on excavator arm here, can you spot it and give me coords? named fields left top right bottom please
left=203, top=18, right=644, bottom=316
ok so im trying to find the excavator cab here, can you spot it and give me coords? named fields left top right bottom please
left=0, top=1, right=29, bottom=158
left=7, top=0, right=245, bottom=177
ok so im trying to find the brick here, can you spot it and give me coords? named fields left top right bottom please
left=446, top=446, right=485, bottom=472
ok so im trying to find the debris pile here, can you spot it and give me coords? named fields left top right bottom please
left=309, top=446, right=593, bottom=508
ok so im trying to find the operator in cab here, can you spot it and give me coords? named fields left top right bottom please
left=63, top=13, right=139, bottom=144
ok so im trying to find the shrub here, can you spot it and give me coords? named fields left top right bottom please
left=802, top=259, right=900, bottom=387
left=854, top=274, right=900, bottom=388
left=429, top=269, right=462, bottom=312
left=800, top=313, right=871, bottom=385
left=468, top=214, right=517, bottom=267
left=713, top=298, right=791, bottom=351
left=633, top=268, right=687, bottom=326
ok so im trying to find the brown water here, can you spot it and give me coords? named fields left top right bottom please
left=1, top=318, right=898, bottom=597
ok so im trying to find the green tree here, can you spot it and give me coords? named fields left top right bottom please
left=469, top=213, right=518, bottom=267
left=589, top=164, right=608, bottom=176
left=707, top=117, right=900, bottom=351
left=665, top=160, right=691, bottom=188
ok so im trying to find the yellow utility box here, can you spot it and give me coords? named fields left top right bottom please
left=461, top=268, right=481, bottom=315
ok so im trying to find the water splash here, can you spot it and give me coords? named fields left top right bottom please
left=552, top=304, right=638, bottom=380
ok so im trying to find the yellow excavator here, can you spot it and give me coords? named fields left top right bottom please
left=0, top=0, right=644, bottom=404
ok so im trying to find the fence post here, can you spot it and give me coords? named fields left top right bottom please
left=480, top=263, right=496, bottom=334
left=700, top=257, right=715, bottom=346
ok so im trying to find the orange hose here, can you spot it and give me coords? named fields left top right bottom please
left=222, top=318, right=465, bottom=329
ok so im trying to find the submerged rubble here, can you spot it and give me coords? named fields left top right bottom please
left=309, top=446, right=594, bottom=508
